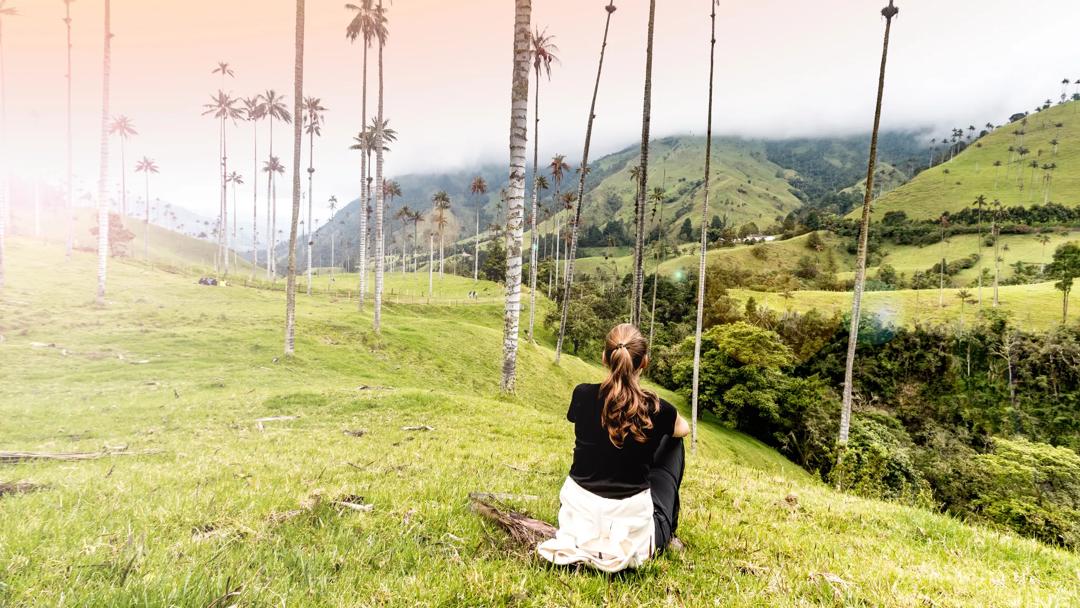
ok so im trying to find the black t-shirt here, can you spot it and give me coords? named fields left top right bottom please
left=566, top=383, right=678, bottom=500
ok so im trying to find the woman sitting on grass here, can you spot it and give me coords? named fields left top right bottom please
left=538, top=323, right=691, bottom=573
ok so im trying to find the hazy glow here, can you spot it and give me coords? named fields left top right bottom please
left=4, top=0, right=1080, bottom=225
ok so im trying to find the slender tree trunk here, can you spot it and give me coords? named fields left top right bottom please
left=630, top=0, right=657, bottom=327
left=690, top=0, right=718, bottom=453
left=266, top=119, right=274, bottom=281
left=556, top=1, right=616, bottom=363
left=358, top=42, right=369, bottom=310
left=251, top=121, right=259, bottom=281
left=65, top=2, right=74, bottom=259
left=95, top=0, right=112, bottom=304
left=553, top=214, right=561, bottom=289
left=221, top=118, right=230, bottom=276
left=284, top=0, right=305, bottom=356
left=647, top=196, right=664, bottom=352
left=0, top=16, right=5, bottom=291
left=306, top=117, right=315, bottom=295
left=474, top=197, right=480, bottom=281
left=439, top=232, right=445, bottom=277
left=120, top=137, right=128, bottom=222
left=502, top=0, right=532, bottom=392
left=232, top=173, right=238, bottom=270
left=265, top=170, right=273, bottom=281
left=527, top=69, right=542, bottom=343
left=838, top=1, right=898, bottom=462
left=993, top=222, right=1000, bottom=307
left=373, top=7, right=386, bottom=333
left=144, top=171, right=150, bottom=259
left=428, top=232, right=433, bottom=298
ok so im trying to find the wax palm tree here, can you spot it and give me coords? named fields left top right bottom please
left=630, top=0, right=657, bottom=326
left=410, top=209, right=424, bottom=273
left=242, top=95, right=265, bottom=278
left=838, top=0, right=899, bottom=471
left=956, top=289, right=974, bottom=331
left=262, top=155, right=285, bottom=277
left=432, top=191, right=451, bottom=276
left=554, top=1, right=617, bottom=364
left=261, top=90, right=291, bottom=277
left=646, top=185, right=666, bottom=353
left=302, top=96, right=327, bottom=295
left=134, top=156, right=159, bottom=259
left=327, top=195, right=338, bottom=275
left=973, top=194, right=986, bottom=305
left=689, top=0, right=719, bottom=452
left=346, top=0, right=383, bottom=310
left=212, top=61, right=234, bottom=85
left=469, top=176, right=488, bottom=281
left=202, top=93, right=241, bottom=274
left=227, top=171, right=243, bottom=269
left=1038, top=233, right=1052, bottom=271
left=991, top=198, right=1002, bottom=306
left=108, top=116, right=137, bottom=221
left=395, top=204, right=412, bottom=274
left=284, top=0, right=306, bottom=355
left=63, top=0, right=74, bottom=259
left=501, top=0, right=532, bottom=392
left=547, top=153, right=569, bottom=291
left=372, top=0, right=390, bottom=335
left=525, top=26, right=560, bottom=342
left=0, top=0, right=15, bottom=289
left=94, top=0, right=112, bottom=303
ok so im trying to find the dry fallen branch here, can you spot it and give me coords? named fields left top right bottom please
left=0, top=447, right=156, bottom=464
left=470, top=492, right=539, bottom=502
left=0, top=481, right=44, bottom=497
left=342, top=429, right=368, bottom=438
left=401, top=425, right=434, bottom=432
left=469, top=493, right=556, bottom=547
left=254, top=416, right=297, bottom=431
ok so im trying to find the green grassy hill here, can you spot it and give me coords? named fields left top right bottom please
left=571, top=136, right=803, bottom=236
left=856, top=101, right=1080, bottom=221
left=2, top=237, right=1079, bottom=605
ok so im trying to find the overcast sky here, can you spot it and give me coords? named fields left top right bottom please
left=5, top=0, right=1080, bottom=223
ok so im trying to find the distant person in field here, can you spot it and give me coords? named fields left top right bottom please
left=537, top=323, right=690, bottom=572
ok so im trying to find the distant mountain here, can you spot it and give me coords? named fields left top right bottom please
left=294, top=131, right=926, bottom=270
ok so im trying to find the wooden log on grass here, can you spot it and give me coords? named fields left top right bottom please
left=0, top=481, right=44, bottom=497
left=0, top=447, right=154, bottom=464
left=468, top=492, right=556, bottom=547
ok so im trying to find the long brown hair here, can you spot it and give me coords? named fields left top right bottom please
left=600, top=324, right=659, bottom=448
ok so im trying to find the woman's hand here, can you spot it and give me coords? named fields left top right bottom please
left=673, top=414, right=690, bottom=439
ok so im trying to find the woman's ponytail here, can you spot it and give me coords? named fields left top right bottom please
left=599, top=324, right=659, bottom=448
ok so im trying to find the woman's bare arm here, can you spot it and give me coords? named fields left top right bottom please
left=673, top=414, right=690, bottom=439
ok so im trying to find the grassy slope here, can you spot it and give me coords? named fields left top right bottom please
left=856, top=101, right=1080, bottom=221
left=1, top=239, right=1078, bottom=606
left=574, top=232, right=854, bottom=282
left=731, top=281, right=1073, bottom=331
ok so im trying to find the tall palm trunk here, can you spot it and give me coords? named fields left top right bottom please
left=251, top=119, right=259, bottom=281
left=373, top=1, right=387, bottom=333
left=438, top=231, right=445, bottom=277
left=220, top=116, right=230, bottom=276
left=993, top=221, right=1000, bottom=307
left=527, top=64, right=543, bottom=342
left=630, top=0, right=656, bottom=327
left=553, top=214, right=561, bottom=289
left=144, top=170, right=151, bottom=259
left=646, top=196, right=664, bottom=351
left=265, top=168, right=273, bottom=281
left=0, top=16, right=6, bottom=289
left=357, top=39, right=370, bottom=310
left=306, top=116, right=315, bottom=295
left=689, top=0, right=718, bottom=453
left=266, top=121, right=274, bottom=280
left=555, top=1, right=616, bottom=363
left=428, top=232, right=434, bottom=297
left=473, top=199, right=480, bottom=281
left=232, top=173, right=238, bottom=270
left=95, top=0, right=113, bottom=304
left=65, top=1, right=74, bottom=259
left=284, top=0, right=305, bottom=356
left=502, top=0, right=532, bottom=392
left=838, top=0, right=898, bottom=467
left=120, top=135, right=128, bottom=222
